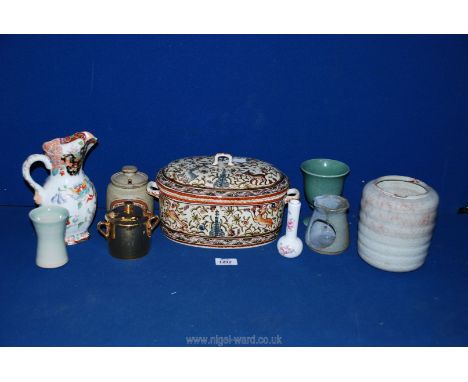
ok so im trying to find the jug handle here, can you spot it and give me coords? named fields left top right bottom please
left=147, top=181, right=160, bottom=198
left=284, top=188, right=300, bottom=203
left=22, top=154, right=52, bottom=205
left=97, top=221, right=110, bottom=239
left=146, top=215, right=160, bottom=238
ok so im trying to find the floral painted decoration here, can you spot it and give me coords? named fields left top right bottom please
left=148, top=154, right=300, bottom=248
left=23, top=131, right=98, bottom=245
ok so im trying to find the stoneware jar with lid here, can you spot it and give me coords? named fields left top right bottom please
left=106, top=165, right=154, bottom=212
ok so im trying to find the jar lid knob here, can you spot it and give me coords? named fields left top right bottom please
left=124, top=201, right=134, bottom=215
left=122, top=165, right=138, bottom=174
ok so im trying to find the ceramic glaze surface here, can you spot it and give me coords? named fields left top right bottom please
left=97, top=201, right=159, bottom=259
left=106, top=165, right=153, bottom=212
left=301, top=158, right=350, bottom=208
left=160, top=194, right=284, bottom=237
left=22, top=132, right=97, bottom=245
left=29, top=206, right=69, bottom=268
left=358, top=175, right=439, bottom=272
left=147, top=153, right=299, bottom=248
left=163, top=154, right=283, bottom=190
left=305, top=195, right=350, bottom=255
left=277, top=200, right=303, bottom=258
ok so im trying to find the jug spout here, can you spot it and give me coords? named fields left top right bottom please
left=42, top=131, right=97, bottom=176
left=81, top=131, right=97, bottom=149
left=79, top=131, right=97, bottom=160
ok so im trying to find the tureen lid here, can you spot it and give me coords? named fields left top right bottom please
left=161, top=153, right=286, bottom=190
left=111, top=165, right=148, bottom=189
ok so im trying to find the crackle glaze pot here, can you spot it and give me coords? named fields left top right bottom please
left=147, top=153, right=300, bottom=248
left=305, top=195, right=349, bottom=255
left=358, top=175, right=439, bottom=272
left=22, top=132, right=97, bottom=245
left=106, top=165, right=154, bottom=212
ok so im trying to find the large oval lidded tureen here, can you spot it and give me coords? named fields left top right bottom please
left=147, top=153, right=300, bottom=248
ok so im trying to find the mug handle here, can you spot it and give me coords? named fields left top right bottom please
left=284, top=188, right=300, bottom=203
left=147, top=181, right=160, bottom=198
left=97, top=221, right=110, bottom=239
left=146, top=215, right=160, bottom=237
left=22, top=154, right=52, bottom=205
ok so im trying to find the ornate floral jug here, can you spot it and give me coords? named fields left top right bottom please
left=23, top=132, right=98, bottom=245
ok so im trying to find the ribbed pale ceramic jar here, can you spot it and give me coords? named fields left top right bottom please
left=358, top=175, right=439, bottom=272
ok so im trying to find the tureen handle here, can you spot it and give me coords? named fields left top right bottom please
left=213, top=153, right=234, bottom=166
left=147, top=181, right=160, bottom=198
left=284, top=188, right=300, bottom=203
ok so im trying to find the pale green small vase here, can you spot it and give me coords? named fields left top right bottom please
left=300, top=158, right=350, bottom=226
left=29, top=206, right=69, bottom=268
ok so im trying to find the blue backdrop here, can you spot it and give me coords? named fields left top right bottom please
left=1, top=35, right=468, bottom=346
left=2, top=35, right=467, bottom=212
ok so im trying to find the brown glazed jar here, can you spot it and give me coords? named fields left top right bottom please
left=97, top=201, right=159, bottom=259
